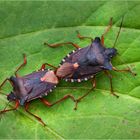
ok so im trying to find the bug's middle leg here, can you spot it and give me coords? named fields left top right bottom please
left=24, top=102, right=46, bottom=126
left=104, top=70, right=119, bottom=98
left=75, top=76, right=96, bottom=105
left=40, top=63, right=57, bottom=71
left=40, top=94, right=78, bottom=110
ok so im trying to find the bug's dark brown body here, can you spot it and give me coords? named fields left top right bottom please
left=45, top=17, right=135, bottom=101
left=8, top=70, right=57, bottom=105
left=57, top=37, right=117, bottom=82
left=0, top=55, right=77, bottom=126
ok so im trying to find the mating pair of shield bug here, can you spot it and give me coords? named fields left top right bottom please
left=0, top=17, right=136, bottom=126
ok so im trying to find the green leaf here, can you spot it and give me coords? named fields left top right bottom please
left=0, top=1, right=140, bottom=139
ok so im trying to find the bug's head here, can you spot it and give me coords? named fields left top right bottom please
left=93, top=37, right=101, bottom=43
left=105, top=48, right=117, bottom=59
left=7, top=77, right=19, bottom=101
left=7, top=92, right=17, bottom=101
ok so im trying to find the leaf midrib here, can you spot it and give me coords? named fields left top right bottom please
left=0, top=25, right=140, bottom=41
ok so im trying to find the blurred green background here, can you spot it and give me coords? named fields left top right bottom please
left=0, top=1, right=140, bottom=139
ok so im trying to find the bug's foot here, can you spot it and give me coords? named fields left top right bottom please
left=128, top=68, right=137, bottom=76
left=44, top=42, right=49, bottom=46
left=43, top=123, right=47, bottom=127
left=74, top=106, right=77, bottom=110
left=0, top=110, right=5, bottom=115
left=40, top=121, right=47, bottom=127
left=111, top=92, right=119, bottom=98
left=73, top=99, right=79, bottom=111
left=36, top=117, right=47, bottom=127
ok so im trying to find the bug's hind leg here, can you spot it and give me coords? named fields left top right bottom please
left=44, top=42, right=81, bottom=49
left=0, top=100, right=20, bottom=115
left=104, top=70, right=119, bottom=98
left=25, top=102, right=46, bottom=126
left=40, top=94, right=78, bottom=110
left=76, top=30, right=93, bottom=42
left=15, top=54, right=27, bottom=77
left=101, top=17, right=113, bottom=45
left=75, top=76, right=96, bottom=105
left=112, top=67, right=136, bottom=76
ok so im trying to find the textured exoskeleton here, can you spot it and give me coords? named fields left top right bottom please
left=0, top=55, right=77, bottom=126
left=45, top=17, right=135, bottom=100
left=8, top=70, right=57, bottom=105
left=56, top=37, right=117, bottom=82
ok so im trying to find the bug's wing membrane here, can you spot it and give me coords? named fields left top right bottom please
left=59, top=47, right=103, bottom=81
left=56, top=62, right=77, bottom=78
left=22, top=70, right=56, bottom=102
left=26, top=81, right=56, bottom=102
left=63, top=47, right=89, bottom=64
left=78, top=65, right=102, bottom=76
left=64, top=65, right=102, bottom=81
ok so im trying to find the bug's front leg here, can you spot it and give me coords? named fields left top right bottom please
left=40, top=94, right=78, bottom=110
left=76, top=30, right=93, bottom=42
left=104, top=70, right=119, bottom=98
left=15, top=54, right=27, bottom=77
left=101, top=17, right=113, bottom=45
left=0, top=54, right=27, bottom=89
left=44, top=41, right=81, bottom=49
left=0, top=100, right=20, bottom=115
left=112, top=67, right=136, bottom=76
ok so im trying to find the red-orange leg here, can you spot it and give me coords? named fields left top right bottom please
left=0, top=54, right=27, bottom=89
left=104, top=70, right=119, bottom=98
left=15, top=54, right=27, bottom=77
left=40, top=94, right=77, bottom=110
left=25, top=102, right=46, bottom=126
left=101, top=17, right=113, bottom=45
left=75, top=76, right=96, bottom=104
left=44, top=41, right=81, bottom=49
left=101, top=35, right=104, bottom=45
left=40, top=63, right=57, bottom=71
left=112, top=66, right=136, bottom=76
left=0, top=100, right=20, bottom=115
left=76, top=30, right=93, bottom=42
left=0, top=78, right=10, bottom=90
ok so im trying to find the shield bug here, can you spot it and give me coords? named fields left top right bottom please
left=0, top=54, right=77, bottom=126
left=44, top=17, right=136, bottom=103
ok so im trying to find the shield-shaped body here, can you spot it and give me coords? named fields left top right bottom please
left=8, top=69, right=58, bottom=105
left=56, top=37, right=117, bottom=82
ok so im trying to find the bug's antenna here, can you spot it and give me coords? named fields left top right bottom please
left=113, top=16, right=124, bottom=48
left=0, top=91, right=7, bottom=96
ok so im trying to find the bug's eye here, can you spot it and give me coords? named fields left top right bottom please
left=105, top=48, right=117, bottom=58
left=94, top=37, right=101, bottom=43
left=7, top=92, right=16, bottom=101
